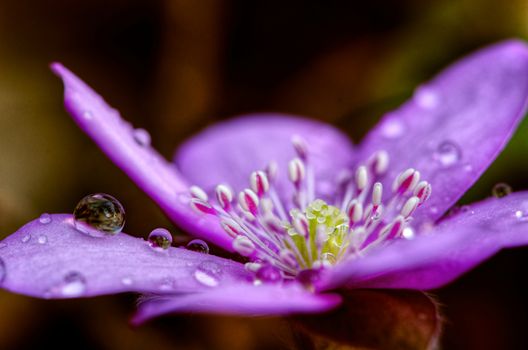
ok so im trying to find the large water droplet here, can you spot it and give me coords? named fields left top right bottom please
left=381, top=119, right=404, bottom=139
left=492, top=183, right=512, bottom=198
left=433, top=141, right=461, bottom=167
left=194, top=261, right=221, bottom=287
left=148, top=228, right=172, bottom=251
left=255, top=265, right=282, bottom=283
left=0, top=258, right=5, bottom=284
left=61, top=272, right=86, bottom=297
left=133, top=128, right=151, bottom=146
left=39, top=213, right=52, bottom=224
left=186, top=239, right=209, bottom=254
left=73, top=193, right=125, bottom=237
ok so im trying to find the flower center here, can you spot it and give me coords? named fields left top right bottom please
left=189, top=136, right=431, bottom=283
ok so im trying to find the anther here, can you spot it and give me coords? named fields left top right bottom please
left=190, top=198, right=216, bottom=215
left=293, top=213, right=310, bottom=237
left=414, top=181, right=432, bottom=204
left=292, top=135, right=308, bottom=160
left=220, top=218, right=241, bottom=238
left=381, top=215, right=405, bottom=239
left=245, top=262, right=262, bottom=272
left=392, top=168, right=420, bottom=194
left=233, top=236, right=256, bottom=256
left=250, top=171, right=270, bottom=197
left=215, top=184, right=233, bottom=210
left=288, top=158, right=306, bottom=188
left=372, top=182, right=383, bottom=206
left=190, top=185, right=208, bottom=201
left=355, top=166, right=368, bottom=192
left=238, top=189, right=260, bottom=215
left=265, top=161, right=278, bottom=183
left=280, top=249, right=299, bottom=268
left=369, top=150, right=389, bottom=176
left=346, top=200, right=363, bottom=225
left=401, top=196, right=420, bottom=218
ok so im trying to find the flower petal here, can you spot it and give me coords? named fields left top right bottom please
left=0, top=214, right=250, bottom=298
left=319, top=191, right=528, bottom=291
left=174, top=114, right=355, bottom=199
left=51, top=63, right=233, bottom=250
left=132, top=282, right=341, bottom=324
left=356, top=40, right=528, bottom=225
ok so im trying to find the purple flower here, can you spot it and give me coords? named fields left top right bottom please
left=1, top=40, right=528, bottom=331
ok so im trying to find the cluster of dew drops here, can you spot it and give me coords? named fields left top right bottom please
left=0, top=193, right=217, bottom=297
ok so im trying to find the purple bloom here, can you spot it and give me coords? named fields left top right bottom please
left=1, top=40, right=528, bottom=329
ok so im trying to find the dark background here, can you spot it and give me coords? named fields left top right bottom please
left=1, top=0, right=528, bottom=349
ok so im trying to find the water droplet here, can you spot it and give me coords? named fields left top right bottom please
left=186, top=239, right=209, bottom=254
left=37, top=235, right=48, bottom=244
left=0, top=258, right=5, bottom=284
left=73, top=193, right=125, bottom=237
left=39, top=213, right=52, bottom=224
left=414, top=86, right=439, bottom=109
left=194, top=261, right=221, bottom=287
left=121, top=277, right=133, bottom=286
left=402, top=227, right=415, bottom=240
left=434, top=141, right=461, bottom=167
left=61, top=272, right=86, bottom=297
left=21, top=234, right=31, bottom=243
left=381, top=118, right=404, bottom=139
left=148, top=228, right=172, bottom=251
left=255, top=265, right=282, bottom=283
left=492, top=183, right=512, bottom=198
left=83, top=111, right=93, bottom=120
left=297, top=268, right=321, bottom=288
left=133, top=128, right=151, bottom=146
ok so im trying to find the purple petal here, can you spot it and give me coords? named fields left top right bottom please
left=356, top=40, right=528, bottom=225
left=0, top=214, right=249, bottom=298
left=174, top=114, right=355, bottom=199
left=319, top=191, right=528, bottom=291
left=133, top=283, right=341, bottom=324
left=51, top=63, right=233, bottom=250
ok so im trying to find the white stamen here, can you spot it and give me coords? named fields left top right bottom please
left=250, top=171, right=270, bottom=197
left=245, top=262, right=262, bottom=272
left=372, top=182, right=383, bottom=206
left=190, top=185, right=208, bottom=201
left=190, top=198, right=216, bottom=215
left=401, top=196, right=420, bottom=218
left=292, top=213, right=309, bottom=237
left=266, top=161, right=278, bottom=182
left=215, top=184, right=233, bottom=210
left=414, top=181, right=432, bottom=203
left=233, top=236, right=255, bottom=256
left=355, top=166, right=368, bottom=191
left=346, top=200, right=363, bottom=224
left=372, top=150, right=390, bottom=175
left=288, top=158, right=306, bottom=186
left=292, top=135, right=308, bottom=160
left=280, top=249, right=298, bottom=268
left=392, top=168, right=420, bottom=193
left=221, top=218, right=241, bottom=238
left=238, top=189, right=260, bottom=215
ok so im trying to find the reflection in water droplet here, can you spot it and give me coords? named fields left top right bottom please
left=133, top=128, right=151, bottom=146
left=492, top=183, right=512, bottom=198
left=148, top=228, right=173, bottom=251
left=73, top=193, right=125, bottom=237
left=121, top=277, right=133, bottom=286
left=61, top=272, right=86, bottom=297
left=255, top=265, right=282, bottom=283
left=434, top=141, right=461, bottom=167
left=0, top=258, right=5, bottom=284
left=194, top=261, right=221, bottom=287
left=515, top=210, right=528, bottom=222
left=186, top=239, right=209, bottom=254
left=402, top=227, right=415, bottom=240
left=39, top=213, right=52, bottom=224
left=381, top=119, right=404, bottom=139
left=21, top=235, right=31, bottom=243
left=38, top=235, right=48, bottom=244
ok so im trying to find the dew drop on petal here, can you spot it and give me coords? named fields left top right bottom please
left=402, top=227, right=415, bottom=240
left=0, top=258, right=5, bottom=284
left=82, top=111, right=93, bottom=120
left=255, top=265, right=282, bottom=283
left=297, top=268, right=322, bottom=288
left=414, top=86, right=440, bottom=110
left=433, top=141, right=461, bottom=167
left=133, top=128, right=151, bottom=146
left=37, top=235, right=48, bottom=244
left=39, top=213, right=52, bottom=224
left=61, top=272, right=86, bottom=297
left=194, top=261, right=221, bottom=287
left=381, top=119, right=404, bottom=139
left=121, top=277, right=133, bottom=286
left=186, top=239, right=209, bottom=254
left=21, top=234, right=31, bottom=243
left=492, top=183, right=512, bottom=198
left=148, top=228, right=173, bottom=251
left=73, top=193, right=125, bottom=237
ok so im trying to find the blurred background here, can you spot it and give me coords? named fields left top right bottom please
left=0, top=0, right=528, bottom=349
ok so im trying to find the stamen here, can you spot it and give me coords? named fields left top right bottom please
left=250, top=171, right=270, bottom=197
left=369, top=150, right=390, bottom=176
left=372, top=182, right=383, bottom=206
left=355, top=166, right=368, bottom=192
left=292, top=135, right=308, bottom=160
left=414, top=181, right=432, bottom=204
left=401, top=196, right=420, bottom=218
left=233, top=236, right=255, bottom=256
left=288, top=158, right=306, bottom=188
left=190, top=185, right=208, bottom=201
left=392, top=168, right=420, bottom=194
left=190, top=198, right=216, bottom=215
left=238, top=189, right=260, bottom=216
left=215, top=184, right=233, bottom=211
